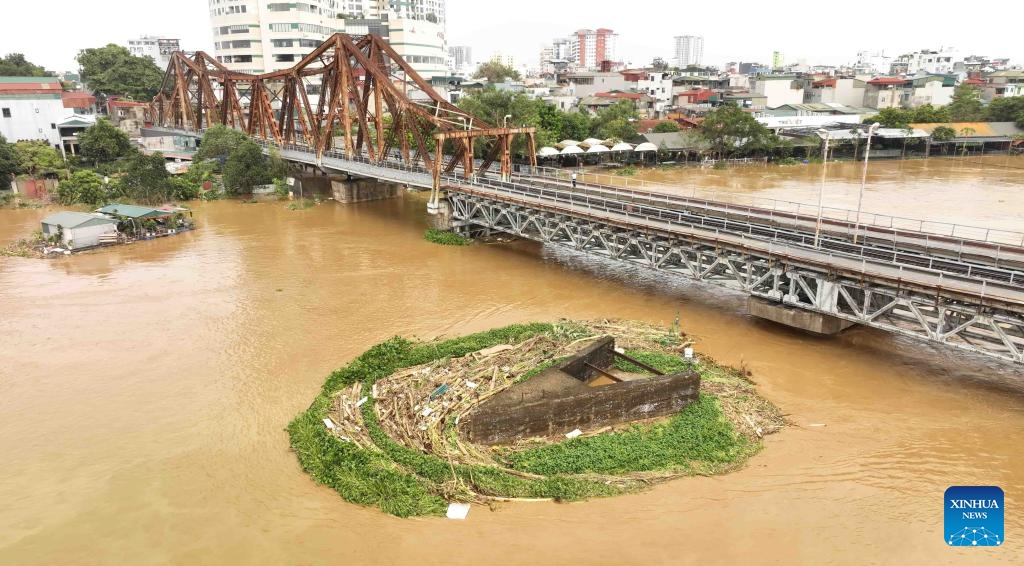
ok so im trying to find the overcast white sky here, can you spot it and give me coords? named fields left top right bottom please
left=1, top=0, right=1021, bottom=72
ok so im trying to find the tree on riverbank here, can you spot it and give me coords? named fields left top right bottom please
left=699, top=103, right=777, bottom=158
left=56, top=170, right=108, bottom=205
left=0, top=135, right=18, bottom=187
left=79, top=119, right=135, bottom=165
left=13, top=141, right=66, bottom=178
left=223, top=140, right=272, bottom=195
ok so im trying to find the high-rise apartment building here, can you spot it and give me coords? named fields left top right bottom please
left=127, top=36, right=181, bottom=70
left=673, top=35, right=703, bottom=68
left=448, top=45, right=471, bottom=73
left=207, top=0, right=448, bottom=79
left=571, top=28, right=617, bottom=71
left=208, top=0, right=340, bottom=74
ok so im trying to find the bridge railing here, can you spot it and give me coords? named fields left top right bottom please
left=518, top=165, right=1024, bottom=248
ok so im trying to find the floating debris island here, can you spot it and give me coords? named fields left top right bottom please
left=288, top=320, right=784, bottom=517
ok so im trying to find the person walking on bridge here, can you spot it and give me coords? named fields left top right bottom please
left=571, top=172, right=578, bottom=189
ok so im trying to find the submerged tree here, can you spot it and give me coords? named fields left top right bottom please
left=56, top=170, right=108, bottom=205
left=699, top=103, right=777, bottom=158
left=120, top=152, right=171, bottom=203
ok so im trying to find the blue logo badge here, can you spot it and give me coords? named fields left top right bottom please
left=945, top=486, right=1003, bottom=547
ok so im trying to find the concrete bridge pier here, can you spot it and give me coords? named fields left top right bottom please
left=747, top=297, right=855, bottom=335
left=330, top=177, right=402, bottom=203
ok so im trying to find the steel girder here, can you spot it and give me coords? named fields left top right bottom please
left=449, top=193, right=1024, bottom=365
left=151, top=34, right=535, bottom=192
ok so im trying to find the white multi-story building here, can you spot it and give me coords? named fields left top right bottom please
left=673, top=35, right=703, bottom=68
left=126, top=36, right=181, bottom=70
left=0, top=77, right=66, bottom=148
left=208, top=0, right=341, bottom=74
left=891, top=47, right=960, bottom=76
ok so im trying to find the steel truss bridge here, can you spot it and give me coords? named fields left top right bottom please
left=150, top=35, right=1024, bottom=366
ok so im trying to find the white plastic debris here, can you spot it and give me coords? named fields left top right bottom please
left=322, top=417, right=337, bottom=430
left=808, top=423, right=827, bottom=427
left=565, top=428, right=583, bottom=439
left=684, top=347, right=694, bottom=359
left=355, top=396, right=368, bottom=407
left=614, top=347, right=625, bottom=354
left=421, top=406, right=434, bottom=417
left=446, top=503, right=471, bottom=520
left=465, top=380, right=478, bottom=389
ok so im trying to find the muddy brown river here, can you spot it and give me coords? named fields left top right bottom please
left=1, top=156, right=1022, bottom=564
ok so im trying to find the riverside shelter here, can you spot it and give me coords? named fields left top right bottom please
left=40, top=212, right=118, bottom=249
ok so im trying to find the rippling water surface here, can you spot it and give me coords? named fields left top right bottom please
left=1, top=157, right=1022, bottom=564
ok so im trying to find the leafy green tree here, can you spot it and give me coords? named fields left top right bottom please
left=14, top=141, right=65, bottom=177
left=910, top=104, right=950, bottom=123
left=986, top=96, right=1024, bottom=124
left=56, top=170, right=107, bottom=205
left=652, top=121, right=681, bottom=133
left=79, top=119, right=134, bottom=165
left=457, top=87, right=542, bottom=155
left=590, top=100, right=639, bottom=141
left=0, top=53, right=51, bottom=77
left=223, top=140, right=271, bottom=194
left=867, top=107, right=913, bottom=129
left=560, top=111, right=592, bottom=141
left=0, top=135, right=18, bottom=186
left=121, top=152, right=170, bottom=203
left=699, top=103, right=777, bottom=158
left=931, top=126, right=957, bottom=142
left=76, top=44, right=163, bottom=100
left=946, top=84, right=985, bottom=122
left=195, top=124, right=250, bottom=163
left=472, top=61, right=521, bottom=83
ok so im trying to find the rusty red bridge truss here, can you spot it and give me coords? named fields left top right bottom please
left=151, top=33, right=536, bottom=196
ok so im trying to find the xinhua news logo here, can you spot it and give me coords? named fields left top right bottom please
left=945, top=486, right=1004, bottom=547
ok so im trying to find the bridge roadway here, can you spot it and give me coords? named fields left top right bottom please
left=150, top=130, right=1024, bottom=363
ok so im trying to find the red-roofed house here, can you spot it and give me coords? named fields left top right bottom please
left=864, top=77, right=910, bottom=109
left=62, top=92, right=96, bottom=115
left=0, top=77, right=66, bottom=148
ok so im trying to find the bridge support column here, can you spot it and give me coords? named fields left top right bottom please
left=330, top=178, right=402, bottom=203
left=747, top=297, right=855, bottom=335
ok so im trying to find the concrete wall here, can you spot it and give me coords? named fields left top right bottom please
left=463, top=337, right=700, bottom=445
left=331, top=178, right=402, bottom=203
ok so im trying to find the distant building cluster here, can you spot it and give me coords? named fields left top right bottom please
left=539, top=28, right=619, bottom=74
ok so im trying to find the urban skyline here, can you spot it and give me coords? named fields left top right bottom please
left=0, top=0, right=1022, bottom=74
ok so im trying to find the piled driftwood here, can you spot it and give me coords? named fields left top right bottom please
left=323, top=319, right=785, bottom=490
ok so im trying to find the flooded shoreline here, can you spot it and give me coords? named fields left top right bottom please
left=1, top=157, right=1022, bottom=564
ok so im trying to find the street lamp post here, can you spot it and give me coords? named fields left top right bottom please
left=814, top=128, right=831, bottom=248
left=853, top=122, right=880, bottom=245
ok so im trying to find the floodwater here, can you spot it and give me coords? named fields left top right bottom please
left=2, top=157, right=1023, bottom=565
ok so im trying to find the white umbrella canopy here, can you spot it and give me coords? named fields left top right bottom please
left=586, top=144, right=610, bottom=153
left=582, top=137, right=604, bottom=146
left=537, top=146, right=560, bottom=157
left=560, top=145, right=585, bottom=155
left=559, top=139, right=581, bottom=146
left=611, top=142, right=634, bottom=152
left=634, top=142, right=659, bottom=152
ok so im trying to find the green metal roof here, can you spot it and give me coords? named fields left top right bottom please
left=41, top=212, right=117, bottom=229
left=96, top=204, right=172, bottom=219
left=0, top=76, right=60, bottom=83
